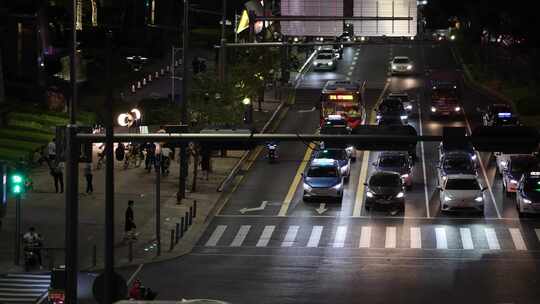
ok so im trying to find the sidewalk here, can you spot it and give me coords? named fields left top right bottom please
left=0, top=84, right=287, bottom=274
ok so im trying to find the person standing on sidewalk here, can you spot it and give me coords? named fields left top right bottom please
left=47, top=138, right=56, bottom=162
left=124, top=200, right=137, bottom=240
left=84, top=163, right=93, bottom=194
left=50, top=161, right=64, bottom=193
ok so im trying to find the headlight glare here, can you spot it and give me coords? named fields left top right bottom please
left=396, top=192, right=404, bottom=198
left=474, top=196, right=483, bottom=202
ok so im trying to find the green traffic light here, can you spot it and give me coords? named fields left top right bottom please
left=12, top=175, right=23, bottom=184
left=10, top=173, right=25, bottom=195
left=13, top=185, right=22, bottom=194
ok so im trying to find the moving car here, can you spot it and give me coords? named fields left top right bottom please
left=302, top=159, right=344, bottom=202
left=516, top=171, right=540, bottom=216
left=318, top=47, right=340, bottom=60
left=373, top=151, right=414, bottom=189
left=376, top=98, right=408, bottom=124
left=501, top=155, right=538, bottom=195
left=320, top=115, right=356, bottom=161
left=437, top=151, right=477, bottom=186
left=313, top=148, right=351, bottom=181
left=479, top=103, right=520, bottom=126
left=438, top=141, right=476, bottom=162
left=428, top=70, right=462, bottom=118
left=365, top=171, right=405, bottom=213
left=390, top=56, right=414, bottom=75
left=387, top=91, right=414, bottom=113
left=438, top=174, right=486, bottom=214
left=313, top=53, right=337, bottom=71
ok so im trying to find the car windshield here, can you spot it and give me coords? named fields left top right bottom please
left=443, top=157, right=473, bottom=172
left=523, top=178, right=540, bottom=193
left=445, top=178, right=480, bottom=190
left=394, top=58, right=410, bottom=64
left=433, top=88, right=457, bottom=98
left=317, top=54, right=333, bottom=60
left=369, top=174, right=401, bottom=187
left=511, top=158, right=537, bottom=174
left=316, top=150, right=346, bottom=160
left=379, top=156, right=406, bottom=167
left=307, top=166, right=338, bottom=177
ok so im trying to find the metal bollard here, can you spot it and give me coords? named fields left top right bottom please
left=142, top=78, right=147, bottom=86
left=185, top=212, right=189, bottom=229
left=166, top=66, right=170, bottom=72
left=180, top=217, right=185, bottom=237
left=92, top=245, right=97, bottom=267
left=155, top=71, right=159, bottom=78
left=128, top=241, right=133, bottom=262
left=148, top=74, right=152, bottom=82
left=161, top=68, right=165, bottom=75
left=137, top=81, right=142, bottom=89
left=193, top=200, right=197, bottom=218
left=131, top=84, right=136, bottom=93
left=169, top=230, right=175, bottom=252
left=175, top=223, right=180, bottom=243
left=189, top=206, right=193, bottom=226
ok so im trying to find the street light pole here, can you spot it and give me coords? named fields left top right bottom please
left=14, top=195, right=21, bottom=266
left=219, top=0, right=227, bottom=81
left=178, top=0, right=189, bottom=202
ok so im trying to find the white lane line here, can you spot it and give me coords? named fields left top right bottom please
left=127, top=263, right=144, bottom=285
left=256, top=225, right=275, bottom=247
left=281, top=226, right=299, bottom=247
left=484, top=228, right=501, bottom=250
left=333, top=226, right=348, bottom=248
left=230, top=225, right=251, bottom=247
left=460, top=228, right=474, bottom=250
left=347, top=71, right=353, bottom=76
left=349, top=66, right=354, bottom=70
left=410, top=227, right=422, bottom=249
left=509, top=228, right=527, bottom=251
left=417, top=95, right=430, bottom=218
left=535, top=229, right=540, bottom=242
left=353, top=56, right=358, bottom=60
left=307, top=226, right=323, bottom=248
left=463, top=109, right=501, bottom=219
left=385, top=227, right=397, bottom=248
left=359, top=226, right=372, bottom=248
left=205, top=225, right=227, bottom=247
left=435, top=227, right=448, bottom=249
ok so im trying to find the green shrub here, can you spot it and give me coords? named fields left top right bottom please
left=0, top=147, right=31, bottom=163
left=0, top=139, right=42, bottom=152
left=0, top=128, right=53, bottom=143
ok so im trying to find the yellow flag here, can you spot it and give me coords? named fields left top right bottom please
left=236, top=10, right=250, bottom=34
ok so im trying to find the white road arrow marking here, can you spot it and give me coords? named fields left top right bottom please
left=315, top=203, right=328, bottom=214
left=239, top=201, right=268, bottom=214
left=298, top=107, right=316, bottom=113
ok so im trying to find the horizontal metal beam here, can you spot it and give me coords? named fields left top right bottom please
left=223, top=40, right=415, bottom=48
left=77, top=133, right=440, bottom=143
left=254, top=16, right=413, bottom=22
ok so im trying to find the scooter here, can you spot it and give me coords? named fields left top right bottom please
left=266, top=143, right=278, bottom=163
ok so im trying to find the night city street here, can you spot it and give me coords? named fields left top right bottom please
left=1, top=1, right=540, bottom=304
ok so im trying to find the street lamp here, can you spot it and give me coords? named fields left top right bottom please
left=242, top=97, right=253, bottom=124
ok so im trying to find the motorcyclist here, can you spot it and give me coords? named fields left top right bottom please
left=23, top=227, right=43, bottom=268
left=266, top=141, right=279, bottom=162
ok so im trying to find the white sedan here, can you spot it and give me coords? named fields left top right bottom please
left=390, top=56, right=414, bottom=75
left=438, top=174, right=486, bottom=214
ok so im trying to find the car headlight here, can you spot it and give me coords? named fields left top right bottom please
left=396, top=192, right=404, bottom=198
left=500, top=161, right=508, bottom=168
left=450, top=35, right=456, bottom=41
left=444, top=195, right=451, bottom=202
left=366, top=191, right=374, bottom=198
left=401, top=174, right=409, bottom=179
left=303, top=183, right=312, bottom=192
left=346, top=146, right=354, bottom=153
left=332, top=183, right=343, bottom=191
left=471, top=154, right=477, bottom=161
left=405, top=105, right=413, bottom=110
left=314, top=61, right=319, bottom=65
left=474, top=196, right=483, bottom=202
left=400, top=115, right=408, bottom=120
left=328, top=61, right=333, bottom=66
left=431, top=106, right=437, bottom=112
left=392, top=65, right=397, bottom=70
left=510, top=179, right=518, bottom=184
left=454, top=106, right=461, bottom=112
left=406, top=65, right=413, bottom=70
left=523, top=198, right=532, bottom=204
left=376, top=115, right=382, bottom=120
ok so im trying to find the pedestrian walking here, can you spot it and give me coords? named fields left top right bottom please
left=84, top=163, right=93, bottom=194
left=124, top=200, right=137, bottom=240
left=50, top=161, right=64, bottom=193
left=47, top=138, right=56, bottom=162
left=201, top=148, right=211, bottom=181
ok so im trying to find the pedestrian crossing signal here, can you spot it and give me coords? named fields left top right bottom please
left=10, top=173, right=25, bottom=195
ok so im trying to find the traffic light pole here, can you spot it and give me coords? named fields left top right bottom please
left=14, top=195, right=21, bottom=266
left=178, top=0, right=189, bottom=203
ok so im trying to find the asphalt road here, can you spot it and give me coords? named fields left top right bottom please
left=128, top=42, right=540, bottom=304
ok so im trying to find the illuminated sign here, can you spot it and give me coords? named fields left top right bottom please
left=497, top=112, right=512, bottom=118
left=352, top=0, right=417, bottom=37
left=530, top=172, right=540, bottom=176
left=281, top=0, right=343, bottom=36
left=329, top=95, right=354, bottom=100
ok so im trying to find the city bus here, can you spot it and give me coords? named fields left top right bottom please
left=320, top=80, right=367, bottom=129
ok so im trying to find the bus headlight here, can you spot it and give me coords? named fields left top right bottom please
left=431, top=107, right=437, bottom=112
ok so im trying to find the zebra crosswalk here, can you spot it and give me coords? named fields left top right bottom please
left=200, top=223, right=540, bottom=252
left=0, top=273, right=50, bottom=303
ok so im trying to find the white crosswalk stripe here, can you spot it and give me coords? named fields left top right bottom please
left=385, top=227, right=397, bottom=248
left=307, top=226, right=323, bottom=248
left=509, top=228, right=527, bottom=251
left=0, top=274, right=50, bottom=304
left=359, top=226, right=371, bottom=248
left=333, top=226, right=348, bottom=248
left=435, top=227, right=448, bottom=249
left=256, top=226, right=275, bottom=247
left=484, top=228, right=501, bottom=250
left=230, top=225, right=251, bottom=247
left=202, top=224, right=540, bottom=251
left=205, top=225, right=227, bottom=247
left=410, top=227, right=422, bottom=249
left=460, top=228, right=474, bottom=250
left=281, top=226, right=299, bottom=247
